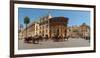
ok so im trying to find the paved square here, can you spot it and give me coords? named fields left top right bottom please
left=18, top=38, right=90, bottom=50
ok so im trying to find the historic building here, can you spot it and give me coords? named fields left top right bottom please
left=67, top=26, right=80, bottom=38
left=19, top=13, right=69, bottom=39
left=19, top=22, right=35, bottom=39
left=38, top=13, right=52, bottom=37
left=79, top=23, right=90, bottom=38
left=49, top=17, right=68, bottom=38
left=67, top=23, right=90, bottom=38
left=19, top=12, right=90, bottom=39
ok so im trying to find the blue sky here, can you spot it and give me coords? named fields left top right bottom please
left=18, top=8, right=90, bottom=28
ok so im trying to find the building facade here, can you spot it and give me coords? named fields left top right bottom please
left=19, top=13, right=69, bottom=39
left=67, top=23, right=90, bottom=38
left=49, top=17, right=68, bottom=38
left=19, top=12, right=90, bottom=40
left=79, top=23, right=90, bottom=38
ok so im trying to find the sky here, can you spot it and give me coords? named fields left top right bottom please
left=18, top=8, right=90, bottom=28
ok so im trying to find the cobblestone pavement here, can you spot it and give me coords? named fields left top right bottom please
left=18, top=38, right=90, bottom=50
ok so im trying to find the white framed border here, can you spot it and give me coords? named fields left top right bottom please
left=14, top=3, right=95, bottom=55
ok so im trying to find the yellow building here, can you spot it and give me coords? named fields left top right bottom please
left=67, top=23, right=90, bottom=38
left=19, top=13, right=69, bottom=39
left=79, top=23, right=90, bottom=38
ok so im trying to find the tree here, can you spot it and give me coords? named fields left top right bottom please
left=24, top=16, right=30, bottom=38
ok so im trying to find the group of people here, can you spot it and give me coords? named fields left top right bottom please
left=52, top=35, right=69, bottom=42
left=23, top=34, right=90, bottom=44
left=24, top=35, right=49, bottom=44
left=24, top=35, right=69, bottom=44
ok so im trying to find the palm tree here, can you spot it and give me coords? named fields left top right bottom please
left=24, top=16, right=30, bottom=38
